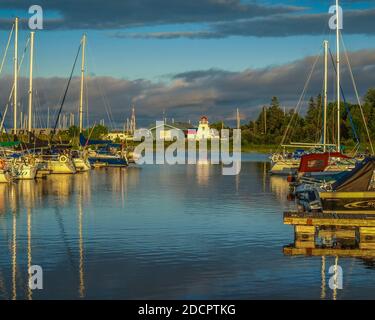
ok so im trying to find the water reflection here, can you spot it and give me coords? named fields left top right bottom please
left=321, top=256, right=326, bottom=300
left=78, top=186, right=85, bottom=298
left=196, top=163, right=212, bottom=186
left=0, top=157, right=374, bottom=299
left=285, top=227, right=375, bottom=260
left=0, top=167, right=146, bottom=300
left=27, top=207, right=32, bottom=300
left=270, top=175, right=290, bottom=203
left=284, top=225, right=375, bottom=299
left=11, top=208, right=16, bottom=300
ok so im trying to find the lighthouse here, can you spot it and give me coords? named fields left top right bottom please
left=194, top=116, right=219, bottom=141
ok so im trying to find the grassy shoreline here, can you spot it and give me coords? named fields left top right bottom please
left=240, top=144, right=279, bottom=154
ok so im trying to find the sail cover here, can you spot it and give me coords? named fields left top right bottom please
left=0, top=141, right=21, bottom=147
left=331, top=157, right=375, bottom=192
left=298, top=152, right=349, bottom=173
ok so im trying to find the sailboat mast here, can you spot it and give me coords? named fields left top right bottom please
left=28, top=32, right=35, bottom=132
left=336, top=0, right=341, bottom=152
left=131, top=105, right=136, bottom=134
left=236, top=108, right=240, bottom=129
left=323, top=40, right=328, bottom=152
left=13, top=17, right=18, bottom=133
left=79, top=34, right=86, bottom=133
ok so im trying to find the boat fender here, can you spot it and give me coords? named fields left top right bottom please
left=271, top=154, right=283, bottom=163
left=0, top=159, right=5, bottom=170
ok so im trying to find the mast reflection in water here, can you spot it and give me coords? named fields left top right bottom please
left=0, top=155, right=374, bottom=299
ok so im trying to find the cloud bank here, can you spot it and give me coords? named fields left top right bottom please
left=0, top=49, right=374, bottom=128
left=0, top=0, right=299, bottom=30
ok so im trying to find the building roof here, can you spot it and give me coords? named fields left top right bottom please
left=149, top=121, right=193, bottom=131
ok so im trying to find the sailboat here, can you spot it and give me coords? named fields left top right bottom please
left=0, top=157, right=16, bottom=182
left=269, top=39, right=335, bottom=175
left=289, top=0, right=375, bottom=213
left=14, top=29, right=38, bottom=180
left=29, top=30, right=75, bottom=175
left=80, top=132, right=128, bottom=167
left=0, top=19, right=38, bottom=180
left=271, top=0, right=369, bottom=176
left=77, top=41, right=128, bottom=168
left=42, top=35, right=92, bottom=174
left=72, top=34, right=91, bottom=172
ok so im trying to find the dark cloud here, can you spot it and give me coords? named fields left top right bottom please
left=0, top=0, right=299, bottom=30
left=118, top=8, right=375, bottom=39
left=1, top=50, right=374, bottom=127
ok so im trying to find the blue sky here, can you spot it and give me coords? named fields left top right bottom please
left=0, top=0, right=373, bottom=80
left=0, top=0, right=374, bottom=126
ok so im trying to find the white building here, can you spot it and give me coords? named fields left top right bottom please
left=188, top=116, right=219, bottom=141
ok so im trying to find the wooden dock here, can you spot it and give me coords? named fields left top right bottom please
left=284, top=246, right=375, bottom=258
left=283, top=211, right=375, bottom=258
left=284, top=211, right=375, bottom=227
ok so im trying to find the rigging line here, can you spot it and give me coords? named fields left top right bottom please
left=85, top=72, right=89, bottom=128
left=280, top=50, right=321, bottom=147
left=0, top=24, right=14, bottom=78
left=0, top=36, right=31, bottom=136
left=29, top=52, right=45, bottom=129
left=106, top=93, right=115, bottom=129
left=341, top=35, right=374, bottom=155
left=280, top=29, right=332, bottom=150
left=284, top=53, right=321, bottom=145
left=86, top=43, right=115, bottom=129
left=34, top=88, right=43, bottom=128
left=51, top=42, right=82, bottom=139
left=328, top=48, right=360, bottom=147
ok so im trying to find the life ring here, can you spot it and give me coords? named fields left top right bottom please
left=271, top=154, right=283, bottom=163
left=59, top=155, right=68, bottom=163
left=0, top=159, right=5, bottom=170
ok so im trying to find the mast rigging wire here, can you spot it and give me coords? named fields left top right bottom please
left=279, top=50, right=321, bottom=149
left=51, top=42, right=82, bottom=139
left=341, top=35, right=374, bottom=155
left=0, top=24, right=14, bottom=77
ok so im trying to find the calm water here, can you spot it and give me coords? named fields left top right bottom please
left=0, top=153, right=375, bottom=300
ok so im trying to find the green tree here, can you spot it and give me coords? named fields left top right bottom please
left=83, top=125, right=109, bottom=140
left=67, top=125, right=79, bottom=138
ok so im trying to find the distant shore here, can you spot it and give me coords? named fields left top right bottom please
left=241, top=144, right=279, bottom=153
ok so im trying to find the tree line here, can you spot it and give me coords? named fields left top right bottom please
left=238, top=88, right=375, bottom=148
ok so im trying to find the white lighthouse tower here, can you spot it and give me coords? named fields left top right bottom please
left=194, top=116, right=219, bottom=141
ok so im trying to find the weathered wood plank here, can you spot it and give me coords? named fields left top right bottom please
left=295, top=240, right=315, bottom=249
left=295, top=225, right=315, bottom=234
left=284, top=246, right=375, bottom=258
left=318, top=229, right=356, bottom=239
left=359, top=227, right=375, bottom=235
left=284, top=211, right=375, bottom=227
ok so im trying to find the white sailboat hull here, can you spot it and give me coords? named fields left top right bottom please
left=73, top=158, right=91, bottom=172
left=0, top=170, right=13, bottom=183
left=47, top=159, right=76, bottom=174
left=270, top=159, right=300, bottom=175
left=16, top=164, right=37, bottom=180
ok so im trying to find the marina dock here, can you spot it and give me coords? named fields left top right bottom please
left=284, top=211, right=375, bottom=257
left=284, top=211, right=375, bottom=228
